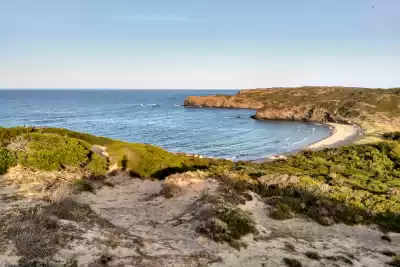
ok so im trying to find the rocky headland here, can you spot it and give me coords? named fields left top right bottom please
left=185, top=87, right=400, bottom=143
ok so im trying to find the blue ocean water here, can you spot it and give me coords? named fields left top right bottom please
left=0, top=90, right=331, bottom=161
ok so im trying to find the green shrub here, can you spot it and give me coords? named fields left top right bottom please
left=0, top=126, right=114, bottom=147
left=18, top=133, right=91, bottom=171
left=197, top=201, right=257, bottom=248
left=0, top=126, right=36, bottom=146
left=87, top=154, right=108, bottom=176
left=384, top=132, right=400, bottom=141
left=283, top=258, right=302, bottom=267
left=390, top=255, right=400, bottom=267
left=107, top=142, right=183, bottom=178
left=38, top=127, right=114, bottom=146
left=217, top=204, right=257, bottom=239
left=0, top=148, right=17, bottom=174
left=269, top=201, right=295, bottom=220
left=72, top=178, right=94, bottom=192
left=305, top=251, right=321, bottom=260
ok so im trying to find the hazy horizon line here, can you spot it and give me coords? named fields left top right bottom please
left=0, top=86, right=398, bottom=90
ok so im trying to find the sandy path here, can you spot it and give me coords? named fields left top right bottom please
left=308, top=123, right=362, bottom=149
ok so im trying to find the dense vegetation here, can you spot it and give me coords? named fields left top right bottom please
left=206, top=141, right=400, bottom=231
left=0, top=147, right=17, bottom=174
left=0, top=126, right=114, bottom=147
left=1, top=125, right=400, bottom=232
left=0, top=127, right=109, bottom=176
left=241, top=86, right=400, bottom=118
left=18, top=133, right=91, bottom=171
left=0, top=126, right=223, bottom=178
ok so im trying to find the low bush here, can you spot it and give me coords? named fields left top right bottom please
left=0, top=147, right=17, bottom=174
left=283, top=258, right=302, bottom=267
left=197, top=200, right=257, bottom=248
left=269, top=201, right=295, bottom=220
left=0, top=126, right=114, bottom=146
left=107, top=142, right=183, bottom=178
left=18, top=133, right=91, bottom=171
left=72, top=178, right=94, bottom=193
left=39, top=127, right=114, bottom=146
left=390, top=255, right=400, bottom=267
left=0, top=126, right=37, bottom=146
left=217, top=203, right=257, bottom=240
left=305, top=251, right=321, bottom=260
left=384, top=132, right=400, bottom=141
left=86, top=153, right=108, bottom=176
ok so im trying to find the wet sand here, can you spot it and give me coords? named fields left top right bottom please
left=308, top=123, right=362, bottom=149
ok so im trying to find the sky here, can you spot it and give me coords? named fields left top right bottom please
left=0, top=0, right=399, bottom=89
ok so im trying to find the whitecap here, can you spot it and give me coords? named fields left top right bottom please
left=284, top=136, right=291, bottom=141
left=292, top=136, right=308, bottom=145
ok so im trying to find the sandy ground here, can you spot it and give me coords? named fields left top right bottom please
left=1, top=169, right=399, bottom=266
left=308, top=123, right=362, bottom=149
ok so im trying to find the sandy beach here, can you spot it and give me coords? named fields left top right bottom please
left=308, top=123, right=362, bottom=149
left=253, top=122, right=363, bottom=163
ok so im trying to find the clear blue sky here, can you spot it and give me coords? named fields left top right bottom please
left=0, top=0, right=398, bottom=89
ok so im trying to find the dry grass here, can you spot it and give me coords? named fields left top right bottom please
left=46, top=198, right=116, bottom=229
left=6, top=136, right=28, bottom=152
left=159, top=183, right=182, bottom=199
left=2, top=165, right=92, bottom=202
left=0, top=206, right=72, bottom=261
left=0, top=198, right=116, bottom=263
left=355, top=120, right=398, bottom=144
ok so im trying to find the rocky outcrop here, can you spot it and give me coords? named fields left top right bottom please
left=184, top=95, right=264, bottom=109
left=253, top=106, right=349, bottom=124
left=184, top=94, right=350, bottom=124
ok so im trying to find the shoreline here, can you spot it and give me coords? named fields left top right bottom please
left=251, top=122, right=363, bottom=163
left=308, top=122, right=362, bottom=149
left=182, top=103, right=365, bottom=162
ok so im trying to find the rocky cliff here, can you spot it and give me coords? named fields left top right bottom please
left=184, top=87, right=400, bottom=127
left=253, top=106, right=348, bottom=123
left=184, top=95, right=264, bottom=109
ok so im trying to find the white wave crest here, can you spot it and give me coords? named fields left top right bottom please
left=292, top=136, right=308, bottom=145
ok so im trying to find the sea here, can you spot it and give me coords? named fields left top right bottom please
left=0, top=89, right=331, bottom=161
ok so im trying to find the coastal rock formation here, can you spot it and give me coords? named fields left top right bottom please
left=184, top=87, right=400, bottom=137
left=253, top=106, right=347, bottom=123
left=184, top=95, right=264, bottom=109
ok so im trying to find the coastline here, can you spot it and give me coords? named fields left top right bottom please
left=252, top=122, right=363, bottom=163
left=183, top=102, right=364, bottom=161
left=308, top=122, right=362, bottom=150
